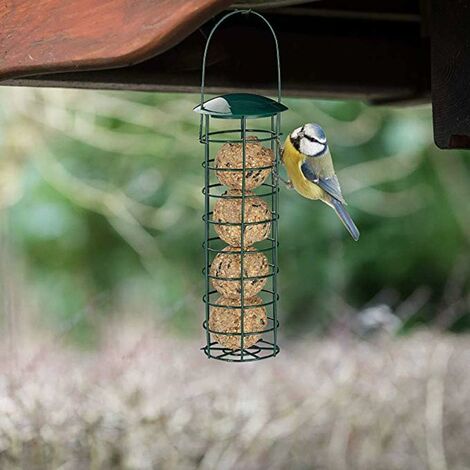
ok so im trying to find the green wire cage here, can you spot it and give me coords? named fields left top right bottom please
left=194, top=10, right=287, bottom=362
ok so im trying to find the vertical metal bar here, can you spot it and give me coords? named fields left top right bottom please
left=204, top=114, right=211, bottom=358
left=272, top=114, right=280, bottom=354
left=240, top=117, right=247, bottom=359
left=270, top=116, right=276, bottom=354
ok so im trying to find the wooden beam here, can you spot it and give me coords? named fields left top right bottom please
left=0, top=0, right=231, bottom=80
left=430, top=0, right=470, bottom=149
left=2, top=11, right=430, bottom=103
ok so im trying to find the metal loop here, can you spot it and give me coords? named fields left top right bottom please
left=199, top=9, right=282, bottom=107
left=203, top=318, right=280, bottom=336
left=202, top=339, right=280, bottom=362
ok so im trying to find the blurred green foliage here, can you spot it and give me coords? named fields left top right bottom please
left=0, top=89, right=468, bottom=343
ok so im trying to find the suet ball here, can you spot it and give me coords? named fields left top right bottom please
left=213, top=190, right=271, bottom=247
left=210, top=246, right=269, bottom=299
left=215, top=139, right=273, bottom=190
left=209, top=295, right=267, bottom=349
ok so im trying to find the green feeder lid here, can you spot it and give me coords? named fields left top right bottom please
left=194, top=93, right=288, bottom=119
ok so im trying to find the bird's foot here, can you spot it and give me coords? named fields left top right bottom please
left=280, top=176, right=294, bottom=189
left=273, top=166, right=293, bottom=189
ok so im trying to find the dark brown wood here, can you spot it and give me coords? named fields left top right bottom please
left=2, top=7, right=430, bottom=103
left=0, top=0, right=232, bottom=80
left=430, top=0, right=470, bottom=149
left=6, top=0, right=470, bottom=151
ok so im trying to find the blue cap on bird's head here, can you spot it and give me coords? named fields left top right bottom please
left=290, top=123, right=328, bottom=157
left=302, top=123, right=327, bottom=143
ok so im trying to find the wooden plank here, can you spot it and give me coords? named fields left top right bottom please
left=0, top=0, right=231, bottom=80
left=2, top=10, right=430, bottom=103
left=430, top=0, right=470, bottom=149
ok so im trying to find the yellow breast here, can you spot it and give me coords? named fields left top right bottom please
left=282, top=138, right=325, bottom=200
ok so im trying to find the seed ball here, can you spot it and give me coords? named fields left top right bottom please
left=213, top=190, right=271, bottom=247
left=215, top=140, right=273, bottom=190
left=209, top=295, right=267, bottom=349
left=210, top=246, right=269, bottom=299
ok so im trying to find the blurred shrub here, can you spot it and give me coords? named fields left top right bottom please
left=0, top=329, right=469, bottom=469
left=0, top=89, right=468, bottom=340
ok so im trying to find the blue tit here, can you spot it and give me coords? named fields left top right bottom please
left=281, top=123, right=360, bottom=241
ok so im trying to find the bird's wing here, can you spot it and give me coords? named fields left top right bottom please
left=300, top=162, right=346, bottom=204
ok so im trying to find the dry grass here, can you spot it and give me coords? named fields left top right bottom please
left=0, top=328, right=469, bottom=470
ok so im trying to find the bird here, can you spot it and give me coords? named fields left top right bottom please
left=281, top=123, right=360, bottom=241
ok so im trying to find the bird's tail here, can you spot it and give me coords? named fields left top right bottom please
left=330, top=198, right=360, bottom=241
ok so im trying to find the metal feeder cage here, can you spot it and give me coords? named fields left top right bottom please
left=194, top=10, right=287, bottom=362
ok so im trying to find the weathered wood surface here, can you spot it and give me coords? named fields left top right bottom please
left=0, top=0, right=231, bottom=80
left=233, top=0, right=315, bottom=7
left=1, top=5, right=429, bottom=104
left=430, top=0, right=470, bottom=149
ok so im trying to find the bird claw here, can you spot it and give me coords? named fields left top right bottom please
left=280, top=176, right=294, bottom=189
left=273, top=164, right=293, bottom=189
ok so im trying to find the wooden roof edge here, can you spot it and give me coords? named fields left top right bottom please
left=0, top=0, right=232, bottom=81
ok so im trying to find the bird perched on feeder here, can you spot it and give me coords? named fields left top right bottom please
left=281, top=123, right=360, bottom=241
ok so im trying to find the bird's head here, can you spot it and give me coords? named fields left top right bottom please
left=289, top=123, right=328, bottom=157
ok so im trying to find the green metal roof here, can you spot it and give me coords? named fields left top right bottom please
left=194, top=93, right=288, bottom=119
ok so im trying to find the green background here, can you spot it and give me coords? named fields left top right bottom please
left=0, top=89, right=468, bottom=346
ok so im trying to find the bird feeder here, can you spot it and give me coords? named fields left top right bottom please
left=194, top=10, right=287, bottom=362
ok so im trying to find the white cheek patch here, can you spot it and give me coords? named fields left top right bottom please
left=290, top=127, right=301, bottom=139
left=300, top=139, right=325, bottom=157
left=303, top=127, right=316, bottom=139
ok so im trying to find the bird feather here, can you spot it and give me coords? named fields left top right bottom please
left=300, top=162, right=346, bottom=204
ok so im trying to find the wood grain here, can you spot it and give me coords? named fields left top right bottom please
left=0, top=0, right=231, bottom=80
left=1, top=9, right=429, bottom=105
left=430, top=0, right=470, bottom=149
